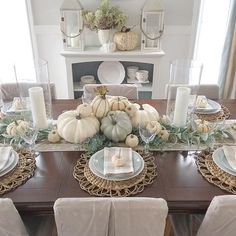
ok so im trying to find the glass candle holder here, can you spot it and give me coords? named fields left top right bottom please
left=166, top=59, right=203, bottom=127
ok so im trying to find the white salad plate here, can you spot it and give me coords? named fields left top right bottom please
left=0, top=150, right=19, bottom=177
left=97, top=61, right=125, bottom=84
left=89, top=149, right=144, bottom=181
left=212, top=147, right=236, bottom=176
left=195, top=99, right=221, bottom=114
left=1, top=101, right=30, bottom=115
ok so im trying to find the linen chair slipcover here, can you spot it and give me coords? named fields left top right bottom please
left=165, top=84, right=220, bottom=100
left=0, top=198, right=28, bottom=236
left=83, top=84, right=138, bottom=100
left=0, top=82, right=56, bottom=101
left=196, top=195, right=236, bottom=236
left=54, top=197, right=168, bottom=236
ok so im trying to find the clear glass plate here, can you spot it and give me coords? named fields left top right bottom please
left=89, top=149, right=144, bottom=181
left=212, top=147, right=236, bottom=176
left=195, top=99, right=221, bottom=114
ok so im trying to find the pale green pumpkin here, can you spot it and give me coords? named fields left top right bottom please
left=101, top=111, right=132, bottom=142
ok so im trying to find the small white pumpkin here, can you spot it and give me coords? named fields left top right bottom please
left=91, top=86, right=110, bottom=119
left=48, top=129, right=61, bottom=143
left=109, top=96, right=130, bottom=111
left=197, top=123, right=210, bottom=133
left=231, top=123, right=236, bottom=130
left=125, top=103, right=160, bottom=128
left=146, top=121, right=162, bottom=134
left=76, top=103, right=93, bottom=118
left=159, top=129, right=169, bottom=141
left=125, top=134, right=139, bottom=148
left=101, top=111, right=132, bottom=142
left=57, top=110, right=100, bottom=144
left=6, top=120, right=29, bottom=136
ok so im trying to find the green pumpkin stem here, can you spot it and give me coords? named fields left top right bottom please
left=110, top=114, right=117, bottom=125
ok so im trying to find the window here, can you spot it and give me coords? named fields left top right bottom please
left=193, top=0, right=232, bottom=84
left=0, top=0, right=35, bottom=83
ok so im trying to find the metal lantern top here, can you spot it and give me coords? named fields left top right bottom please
left=60, top=0, right=84, bottom=51
left=141, top=0, right=165, bottom=51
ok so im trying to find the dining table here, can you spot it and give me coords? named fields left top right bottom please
left=1, top=99, right=236, bottom=216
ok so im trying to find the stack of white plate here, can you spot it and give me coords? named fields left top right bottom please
left=195, top=99, right=221, bottom=114
left=89, top=149, right=144, bottom=181
left=0, top=150, right=19, bottom=177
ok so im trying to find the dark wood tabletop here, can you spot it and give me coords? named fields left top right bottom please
left=2, top=99, right=236, bottom=215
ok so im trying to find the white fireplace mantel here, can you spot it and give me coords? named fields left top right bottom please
left=61, top=47, right=165, bottom=99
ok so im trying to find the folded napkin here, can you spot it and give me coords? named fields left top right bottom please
left=0, top=146, right=13, bottom=172
left=223, top=146, right=236, bottom=170
left=103, top=147, right=134, bottom=176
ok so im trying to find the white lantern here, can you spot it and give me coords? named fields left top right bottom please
left=141, top=0, right=164, bottom=51
left=60, top=0, right=84, bottom=50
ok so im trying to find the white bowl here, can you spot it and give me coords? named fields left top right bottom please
left=80, top=75, right=95, bottom=84
left=136, top=70, right=149, bottom=82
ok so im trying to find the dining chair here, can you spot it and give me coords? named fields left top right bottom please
left=0, top=82, right=56, bottom=101
left=0, top=198, right=29, bottom=236
left=83, top=84, right=138, bottom=100
left=165, top=84, right=220, bottom=100
left=54, top=197, right=168, bottom=236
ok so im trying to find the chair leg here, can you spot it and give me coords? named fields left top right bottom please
left=164, top=216, right=172, bottom=236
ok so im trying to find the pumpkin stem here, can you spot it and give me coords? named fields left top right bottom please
left=95, top=86, right=108, bottom=99
left=110, top=114, right=117, bottom=125
left=76, top=114, right=81, bottom=120
left=14, top=120, right=18, bottom=126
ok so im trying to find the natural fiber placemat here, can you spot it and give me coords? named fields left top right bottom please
left=196, top=105, right=230, bottom=122
left=73, top=151, right=157, bottom=197
left=196, top=149, right=236, bottom=194
left=0, top=149, right=36, bottom=195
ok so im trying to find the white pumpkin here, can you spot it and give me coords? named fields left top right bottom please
left=76, top=103, right=93, bottom=118
left=146, top=121, right=162, bottom=134
left=125, top=103, right=160, bottom=128
left=125, top=134, right=139, bottom=148
left=101, top=111, right=132, bottom=142
left=6, top=120, right=29, bottom=136
left=57, top=110, right=100, bottom=144
left=48, top=129, right=61, bottom=143
left=159, top=129, right=169, bottom=141
left=109, top=96, right=130, bottom=111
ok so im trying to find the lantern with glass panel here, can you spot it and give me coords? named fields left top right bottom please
left=60, top=0, right=84, bottom=50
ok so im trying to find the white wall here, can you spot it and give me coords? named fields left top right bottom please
left=31, top=0, right=195, bottom=98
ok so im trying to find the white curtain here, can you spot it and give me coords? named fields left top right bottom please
left=218, top=0, right=236, bottom=99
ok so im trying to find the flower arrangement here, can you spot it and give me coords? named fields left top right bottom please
left=82, top=0, right=127, bottom=31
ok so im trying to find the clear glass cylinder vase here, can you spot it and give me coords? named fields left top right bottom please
left=166, top=59, right=203, bottom=127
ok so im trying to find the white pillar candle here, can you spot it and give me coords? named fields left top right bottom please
left=29, top=87, right=48, bottom=129
left=173, top=87, right=191, bottom=127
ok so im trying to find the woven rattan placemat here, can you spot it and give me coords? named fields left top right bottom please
left=0, top=149, right=36, bottom=195
left=196, top=149, right=236, bottom=194
left=73, top=151, right=157, bottom=197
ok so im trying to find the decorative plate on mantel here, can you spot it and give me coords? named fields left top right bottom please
left=97, top=61, right=125, bottom=84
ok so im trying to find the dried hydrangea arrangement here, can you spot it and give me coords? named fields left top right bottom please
left=82, top=0, right=127, bottom=31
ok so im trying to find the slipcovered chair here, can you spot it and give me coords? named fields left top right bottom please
left=0, top=198, right=28, bottom=236
left=83, top=84, right=138, bottom=100
left=54, top=197, right=169, bottom=236
left=0, top=82, right=56, bottom=101
left=165, top=84, right=220, bottom=100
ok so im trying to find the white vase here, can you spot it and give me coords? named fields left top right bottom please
left=98, top=29, right=111, bottom=45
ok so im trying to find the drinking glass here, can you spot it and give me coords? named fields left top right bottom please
left=139, top=124, right=156, bottom=153
left=81, top=92, right=93, bottom=104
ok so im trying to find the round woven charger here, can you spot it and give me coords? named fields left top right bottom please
left=196, top=149, right=236, bottom=194
left=0, top=149, right=36, bottom=195
left=73, top=151, right=157, bottom=197
left=196, top=105, right=230, bottom=122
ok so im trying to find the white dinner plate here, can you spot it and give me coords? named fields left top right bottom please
left=0, top=150, right=19, bottom=177
left=1, top=102, right=30, bottom=115
left=195, top=99, right=221, bottom=114
left=97, top=61, right=125, bottom=84
left=212, top=147, right=236, bottom=176
left=89, top=149, right=144, bottom=181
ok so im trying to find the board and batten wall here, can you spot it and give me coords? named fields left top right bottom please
left=31, top=0, right=195, bottom=99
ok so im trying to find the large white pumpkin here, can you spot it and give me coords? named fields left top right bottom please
left=91, top=95, right=110, bottom=119
left=101, top=111, right=132, bottom=142
left=57, top=110, right=100, bottom=144
left=125, top=103, right=160, bottom=128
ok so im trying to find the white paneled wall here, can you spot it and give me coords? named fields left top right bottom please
left=31, top=0, right=195, bottom=99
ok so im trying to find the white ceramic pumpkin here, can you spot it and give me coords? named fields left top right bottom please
left=101, top=111, right=132, bottom=142
left=76, top=103, right=93, bottom=118
left=109, top=96, right=130, bottom=111
left=57, top=110, right=100, bottom=144
left=197, top=123, right=210, bottom=133
left=125, top=103, right=160, bottom=128
left=6, top=120, right=29, bottom=136
left=125, top=134, right=139, bottom=148
left=113, top=29, right=138, bottom=51
left=159, top=129, right=169, bottom=141
left=48, top=129, right=61, bottom=143
left=146, top=121, right=162, bottom=134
